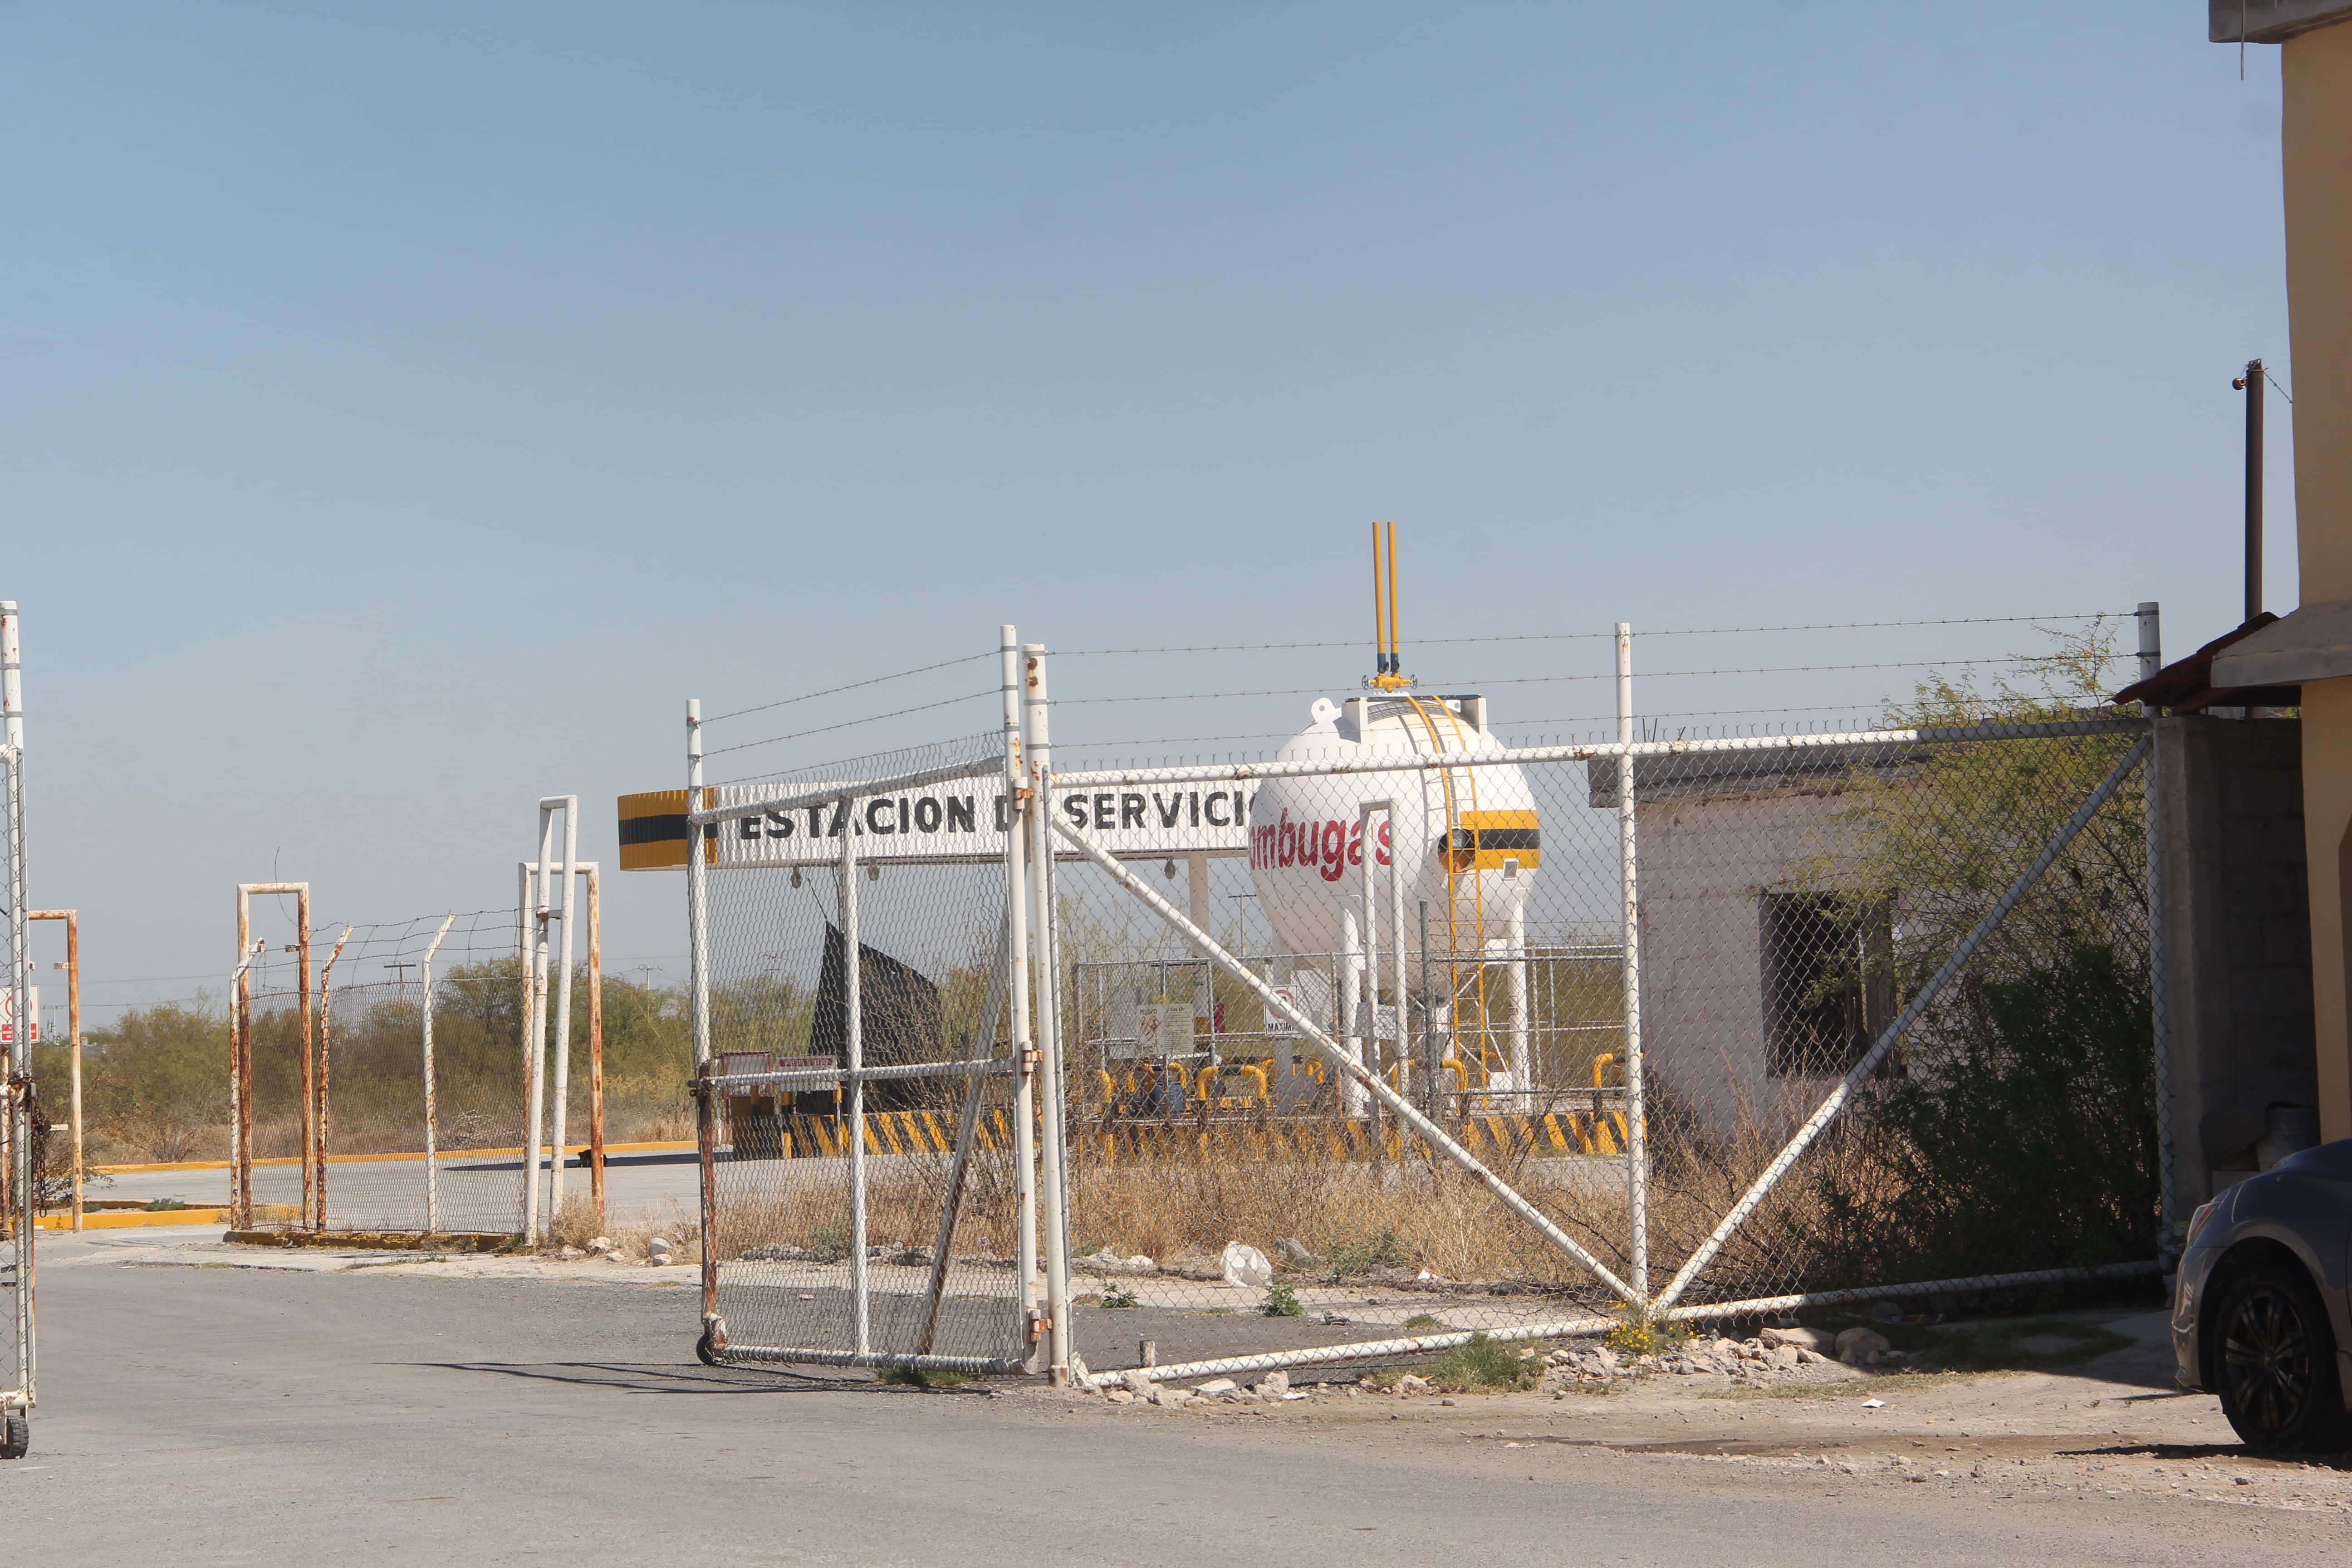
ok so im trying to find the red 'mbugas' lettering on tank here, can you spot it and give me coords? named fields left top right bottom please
left=1251, top=812, right=1390, bottom=882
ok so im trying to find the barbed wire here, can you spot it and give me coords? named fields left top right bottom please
left=701, top=652, right=994, bottom=726
left=1051, top=612, right=2121, bottom=657
left=1049, top=654, right=2067, bottom=705
left=703, top=690, right=997, bottom=758
left=1049, top=702, right=1941, bottom=751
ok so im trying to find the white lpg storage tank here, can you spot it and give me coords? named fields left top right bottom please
left=1247, top=692, right=1539, bottom=1112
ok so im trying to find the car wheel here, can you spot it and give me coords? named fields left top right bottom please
left=2215, top=1262, right=2348, bottom=1452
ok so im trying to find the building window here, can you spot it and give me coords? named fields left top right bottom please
left=1760, top=892, right=1895, bottom=1077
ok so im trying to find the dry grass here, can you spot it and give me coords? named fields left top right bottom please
left=1052, top=1087, right=1889, bottom=1301
left=1068, top=1149, right=1614, bottom=1286
left=706, top=1153, right=1026, bottom=1265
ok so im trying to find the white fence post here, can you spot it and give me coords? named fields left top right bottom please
left=421, top=913, right=455, bottom=1234
left=1024, top=643, right=1074, bottom=1384
left=997, top=629, right=1040, bottom=1336
left=521, top=805, right=556, bottom=1244
left=546, top=798, right=580, bottom=1229
left=841, top=787, right=869, bottom=1357
left=1616, top=622, right=1648, bottom=1306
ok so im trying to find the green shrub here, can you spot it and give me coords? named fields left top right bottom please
left=1261, top=1282, right=1303, bottom=1318
left=1318, top=1228, right=1412, bottom=1279
left=1422, top=1334, right=1543, bottom=1393
left=810, top=1215, right=853, bottom=1264
left=1804, top=942, right=2156, bottom=1285
left=877, top=1365, right=970, bottom=1388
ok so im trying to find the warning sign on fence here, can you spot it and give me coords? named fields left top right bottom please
left=0, top=986, right=39, bottom=1045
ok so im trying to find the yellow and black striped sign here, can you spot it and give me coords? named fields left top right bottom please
left=618, top=789, right=716, bottom=871
left=1439, top=810, right=1541, bottom=873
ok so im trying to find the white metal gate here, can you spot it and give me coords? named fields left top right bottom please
left=684, top=622, right=2167, bottom=1390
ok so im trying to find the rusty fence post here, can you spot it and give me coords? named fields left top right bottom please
left=314, top=926, right=351, bottom=1231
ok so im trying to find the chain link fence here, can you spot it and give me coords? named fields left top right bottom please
left=690, top=723, right=1040, bottom=1373
left=681, top=622, right=2170, bottom=1387
left=231, top=904, right=575, bottom=1239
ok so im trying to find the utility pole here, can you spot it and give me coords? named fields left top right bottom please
left=2233, top=358, right=2265, bottom=624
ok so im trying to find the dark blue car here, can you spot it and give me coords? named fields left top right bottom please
left=2173, top=1138, right=2352, bottom=1450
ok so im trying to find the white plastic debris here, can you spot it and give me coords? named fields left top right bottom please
left=1221, top=1242, right=1274, bottom=1290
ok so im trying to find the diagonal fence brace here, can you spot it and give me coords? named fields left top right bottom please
left=1052, top=810, right=1642, bottom=1307
left=1649, top=735, right=2153, bottom=1313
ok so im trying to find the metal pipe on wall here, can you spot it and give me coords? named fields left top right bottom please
left=2236, top=362, right=2264, bottom=622
left=2138, top=601, right=2175, bottom=1255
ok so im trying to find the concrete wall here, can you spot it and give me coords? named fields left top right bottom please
left=2158, top=715, right=2316, bottom=1208
left=1635, top=786, right=1855, bottom=1138
left=2283, top=22, right=2352, bottom=1139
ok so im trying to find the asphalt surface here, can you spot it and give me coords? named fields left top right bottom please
left=13, top=1226, right=2350, bottom=1565
left=88, top=1148, right=703, bottom=1231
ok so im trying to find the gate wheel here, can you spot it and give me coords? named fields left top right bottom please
left=696, top=1320, right=728, bottom=1367
left=1, top=1411, right=26, bottom=1460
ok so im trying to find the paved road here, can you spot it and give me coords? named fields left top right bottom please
left=8, top=1227, right=2343, bottom=1566
left=88, top=1148, right=702, bottom=1231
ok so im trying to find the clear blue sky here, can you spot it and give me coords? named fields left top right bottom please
left=0, top=3, right=2295, bottom=1019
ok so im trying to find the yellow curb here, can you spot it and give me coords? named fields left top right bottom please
left=95, top=1139, right=696, bottom=1176
left=36, top=1207, right=231, bottom=1230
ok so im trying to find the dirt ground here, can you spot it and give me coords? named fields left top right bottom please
left=1040, top=1303, right=2352, bottom=1519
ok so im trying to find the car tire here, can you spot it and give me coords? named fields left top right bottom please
left=2215, top=1261, right=2348, bottom=1453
